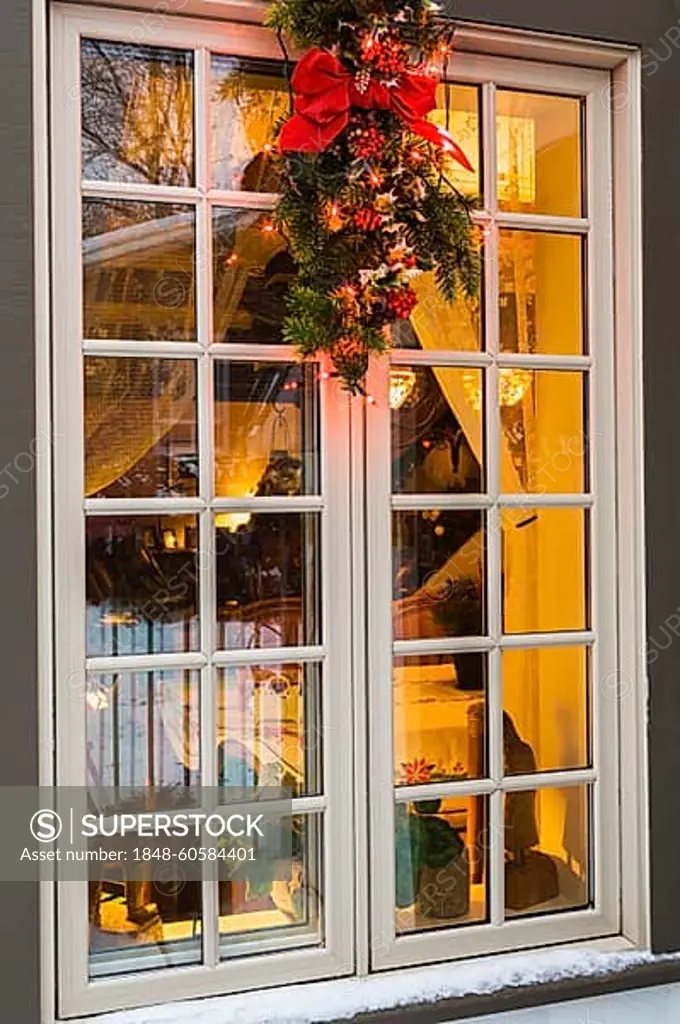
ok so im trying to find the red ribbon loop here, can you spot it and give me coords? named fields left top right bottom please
left=279, top=49, right=474, bottom=172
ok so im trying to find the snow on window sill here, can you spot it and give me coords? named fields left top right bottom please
left=73, top=945, right=677, bottom=1024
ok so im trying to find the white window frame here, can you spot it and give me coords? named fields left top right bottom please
left=43, top=2, right=648, bottom=1019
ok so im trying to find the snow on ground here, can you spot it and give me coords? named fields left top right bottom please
left=74, top=947, right=677, bottom=1024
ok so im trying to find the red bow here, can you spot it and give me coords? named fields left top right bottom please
left=279, top=49, right=474, bottom=172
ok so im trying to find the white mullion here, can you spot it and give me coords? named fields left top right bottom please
left=84, top=497, right=204, bottom=516
left=81, top=180, right=200, bottom=204
left=500, top=630, right=596, bottom=649
left=395, top=636, right=493, bottom=657
left=395, top=779, right=495, bottom=803
left=389, top=349, right=491, bottom=368
left=495, top=212, right=590, bottom=234
left=497, top=353, right=593, bottom=371
left=211, top=342, right=298, bottom=362
left=213, top=495, right=324, bottom=513
left=86, top=653, right=207, bottom=673
left=214, top=645, right=326, bottom=667
left=209, top=189, right=278, bottom=211
left=489, top=789, right=504, bottom=926
left=501, top=769, right=597, bottom=792
left=392, top=493, right=492, bottom=511
left=498, top=493, right=594, bottom=509
left=83, top=340, right=201, bottom=359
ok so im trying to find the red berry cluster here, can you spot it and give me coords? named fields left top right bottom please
left=386, top=286, right=419, bottom=320
left=354, top=207, right=383, bottom=231
left=362, top=33, right=408, bottom=77
left=349, top=125, right=386, bottom=161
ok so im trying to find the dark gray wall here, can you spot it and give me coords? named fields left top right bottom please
left=0, top=1, right=41, bottom=1022
left=454, top=0, right=680, bottom=959
left=2, top=1, right=680, bottom=1022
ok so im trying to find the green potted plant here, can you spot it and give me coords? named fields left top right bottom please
left=396, top=761, right=470, bottom=921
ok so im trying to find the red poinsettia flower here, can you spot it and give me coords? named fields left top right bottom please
left=400, top=758, right=436, bottom=785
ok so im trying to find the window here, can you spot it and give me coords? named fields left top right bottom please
left=50, top=4, right=638, bottom=1017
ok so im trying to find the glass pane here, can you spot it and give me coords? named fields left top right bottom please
left=433, top=84, right=480, bottom=198
left=214, top=362, right=319, bottom=499
left=392, top=366, right=484, bottom=494
left=86, top=670, right=200, bottom=790
left=502, top=508, right=588, bottom=633
left=505, top=785, right=590, bottom=917
left=393, top=510, right=485, bottom=641
left=217, top=663, right=321, bottom=796
left=216, top=513, right=320, bottom=650
left=86, top=516, right=199, bottom=657
left=394, top=655, right=487, bottom=785
left=81, top=39, right=194, bottom=186
left=500, top=231, right=584, bottom=356
left=392, top=272, right=481, bottom=351
left=503, top=648, right=590, bottom=775
left=497, top=90, right=582, bottom=217
left=218, top=815, right=322, bottom=954
left=396, top=795, right=488, bottom=933
left=213, top=208, right=292, bottom=344
left=499, top=371, right=587, bottom=494
left=210, top=56, right=288, bottom=192
left=84, top=358, right=197, bottom=499
left=83, top=199, right=196, bottom=341
left=89, top=862, right=201, bottom=975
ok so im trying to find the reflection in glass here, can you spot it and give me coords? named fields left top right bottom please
left=396, top=795, right=488, bottom=933
left=81, top=39, right=194, bottom=186
left=432, top=84, right=480, bottom=197
left=500, top=231, right=584, bottom=356
left=89, top=862, right=201, bottom=976
left=393, top=655, right=487, bottom=785
left=83, top=199, right=196, bottom=341
left=505, top=785, right=590, bottom=917
left=84, top=358, right=197, bottom=499
left=210, top=56, right=288, bottom=192
left=502, top=508, right=588, bottom=633
left=497, top=90, right=582, bottom=217
left=214, top=362, right=319, bottom=499
left=212, top=208, right=293, bottom=344
left=217, top=663, right=322, bottom=796
left=503, top=648, right=590, bottom=775
left=86, top=516, right=199, bottom=657
left=392, top=366, right=483, bottom=494
left=216, top=514, right=320, bottom=650
left=219, top=815, right=322, bottom=954
left=86, top=670, right=199, bottom=790
left=500, top=371, right=587, bottom=494
left=393, top=511, right=485, bottom=641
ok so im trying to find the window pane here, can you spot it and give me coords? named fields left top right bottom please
left=502, top=508, right=588, bottom=633
left=84, top=358, right=197, bottom=499
left=81, top=39, right=194, bottom=186
left=497, top=91, right=582, bottom=217
left=393, top=510, right=485, bottom=641
left=83, top=199, right=196, bottom=341
left=213, top=208, right=292, bottom=344
left=86, top=670, right=200, bottom=790
left=210, top=56, right=288, bottom=192
left=433, top=84, right=480, bottom=198
left=218, top=815, right=322, bottom=955
left=394, top=655, right=487, bottom=785
left=392, top=272, right=481, bottom=351
left=499, top=371, right=587, bottom=494
left=89, top=862, right=201, bottom=975
left=503, top=648, right=590, bottom=775
left=216, top=513, right=320, bottom=650
left=500, top=231, right=584, bottom=356
left=86, top=516, right=199, bottom=657
left=214, top=362, right=319, bottom=499
left=392, top=366, right=484, bottom=495
left=217, top=663, right=322, bottom=796
left=396, top=795, right=488, bottom=933
left=505, top=785, right=590, bottom=917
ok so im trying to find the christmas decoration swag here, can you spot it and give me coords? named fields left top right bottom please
left=266, top=0, right=479, bottom=392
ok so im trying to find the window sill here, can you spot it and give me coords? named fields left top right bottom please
left=71, top=942, right=680, bottom=1024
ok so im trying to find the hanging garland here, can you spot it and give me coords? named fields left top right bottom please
left=265, top=0, right=480, bottom=393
